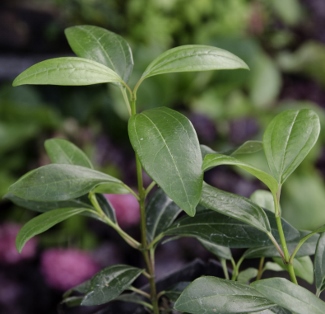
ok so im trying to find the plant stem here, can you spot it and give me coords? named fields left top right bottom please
left=274, top=190, right=298, bottom=284
left=130, top=90, right=159, bottom=314
left=256, top=257, right=265, bottom=280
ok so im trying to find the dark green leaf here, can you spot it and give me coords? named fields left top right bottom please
left=141, top=45, right=249, bottom=80
left=203, top=154, right=278, bottom=195
left=146, top=189, right=182, bottom=243
left=251, top=278, right=325, bottom=314
left=45, top=138, right=93, bottom=168
left=16, top=207, right=88, bottom=252
left=65, top=25, right=133, bottom=82
left=200, top=183, right=271, bottom=234
left=263, top=109, right=320, bottom=184
left=8, top=164, right=128, bottom=201
left=174, top=277, right=275, bottom=313
left=81, top=265, right=143, bottom=306
left=165, top=211, right=271, bottom=248
left=96, top=193, right=117, bottom=223
left=165, top=282, right=190, bottom=302
left=315, top=232, right=325, bottom=293
left=128, top=107, right=203, bottom=216
left=13, top=57, right=122, bottom=87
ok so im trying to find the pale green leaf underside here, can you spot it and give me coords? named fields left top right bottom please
left=251, top=278, right=325, bottom=314
left=203, top=154, right=278, bottom=195
left=174, top=277, right=275, bottom=313
left=16, top=207, right=88, bottom=252
left=45, top=138, right=93, bottom=169
left=141, top=45, right=249, bottom=80
left=263, top=109, right=320, bottom=184
left=13, top=57, right=122, bottom=86
left=8, top=164, right=127, bottom=201
left=128, top=107, right=203, bottom=216
left=65, top=25, right=133, bottom=82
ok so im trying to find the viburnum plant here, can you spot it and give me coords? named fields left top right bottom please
left=6, top=25, right=325, bottom=313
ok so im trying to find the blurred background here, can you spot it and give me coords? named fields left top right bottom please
left=1, top=0, right=325, bottom=313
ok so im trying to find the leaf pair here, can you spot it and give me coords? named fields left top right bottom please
left=13, top=25, right=248, bottom=90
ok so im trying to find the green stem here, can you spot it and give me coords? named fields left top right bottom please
left=130, top=88, right=159, bottom=314
left=274, top=190, right=298, bottom=284
left=256, top=257, right=265, bottom=280
left=231, top=256, right=245, bottom=281
left=129, top=286, right=151, bottom=299
left=220, top=258, right=229, bottom=280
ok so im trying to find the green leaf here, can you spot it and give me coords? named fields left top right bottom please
left=251, top=278, right=325, bottom=314
left=197, top=238, right=232, bottom=260
left=263, top=109, right=320, bottom=184
left=81, top=265, right=143, bottom=306
left=200, top=183, right=271, bottom=234
left=146, top=188, right=182, bottom=243
left=8, top=164, right=128, bottom=201
left=45, top=138, right=93, bottom=169
left=165, top=211, right=272, bottom=248
left=96, top=193, right=117, bottom=223
left=4, top=193, right=92, bottom=212
left=128, top=107, right=203, bottom=216
left=230, top=140, right=264, bottom=156
left=203, top=154, right=279, bottom=195
left=16, top=207, right=88, bottom=252
left=174, top=277, right=275, bottom=313
left=315, top=232, right=325, bottom=294
left=141, top=45, right=249, bottom=81
left=250, top=190, right=275, bottom=213
left=273, top=256, right=314, bottom=284
left=237, top=268, right=258, bottom=283
left=13, top=57, right=122, bottom=87
left=252, top=307, right=291, bottom=314
left=65, top=25, right=133, bottom=82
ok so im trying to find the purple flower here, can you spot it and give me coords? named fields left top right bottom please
left=40, top=248, right=100, bottom=291
left=105, top=194, right=140, bottom=228
left=0, top=223, right=37, bottom=264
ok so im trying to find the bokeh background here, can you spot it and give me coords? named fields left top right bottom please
left=1, top=0, right=325, bottom=313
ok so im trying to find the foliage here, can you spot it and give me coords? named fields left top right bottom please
left=7, top=25, right=325, bottom=314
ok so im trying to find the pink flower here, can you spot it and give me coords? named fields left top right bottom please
left=40, top=248, right=100, bottom=291
left=0, top=223, right=37, bottom=264
left=105, top=194, right=140, bottom=228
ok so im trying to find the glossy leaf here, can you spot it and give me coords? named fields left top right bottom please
left=252, top=307, right=291, bottom=314
left=165, top=211, right=272, bottom=248
left=81, top=265, right=143, bottom=306
left=263, top=109, right=320, bottom=184
left=251, top=278, right=325, bottom=314
left=13, top=57, right=122, bottom=87
left=141, top=45, right=249, bottom=80
left=203, top=154, right=278, bottom=195
left=146, top=188, right=182, bottom=243
left=174, top=276, right=275, bottom=313
left=315, top=232, right=325, bottom=293
left=65, top=25, right=133, bottom=82
left=8, top=164, right=128, bottom=201
left=128, top=107, right=203, bottom=216
left=200, top=183, right=271, bottom=234
left=16, top=207, right=88, bottom=252
left=45, top=138, right=93, bottom=169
